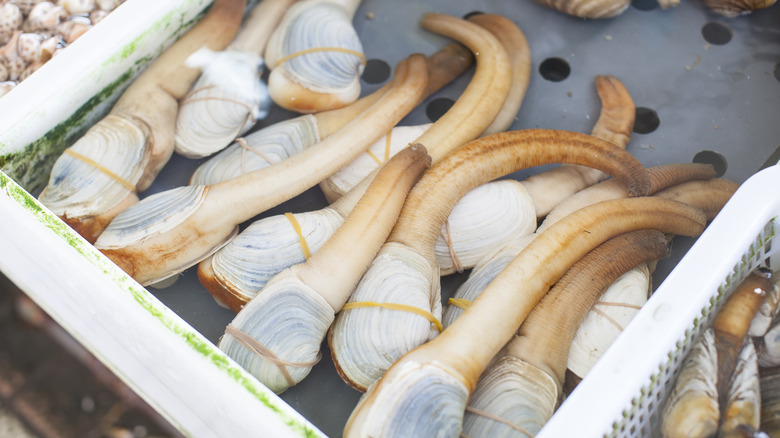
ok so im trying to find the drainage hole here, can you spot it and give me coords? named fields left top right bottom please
left=361, top=59, right=391, bottom=84
left=633, top=107, right=660, bottom=134
left=702, top=22, right=732, bottom=45
left=693, top=150, right=728, bottom=177
left=426, top=97, right=455, bottom=122
left=539, top=57, right=571, bottom=82
left=632, top=0, right=659, bottom=11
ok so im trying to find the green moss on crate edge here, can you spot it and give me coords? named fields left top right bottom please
left=0, top=171, right=321, bottom=438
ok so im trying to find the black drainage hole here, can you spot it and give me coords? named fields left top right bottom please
left=702, top=22, right=732, bottom=45
left=426, top=97, right=455, bottom=122
left=693, top=150, right=728, bottom=177
left=361, top=59, right=391, bottom=84
left=632, top=0, right=659, bottom=11
left=463, top=11, right=484, bottom=19
left=633, top=107, right=660, bottom=134
left=539, top=57, right=570, bottom=82
left=774, top=62, right=780, bottom=82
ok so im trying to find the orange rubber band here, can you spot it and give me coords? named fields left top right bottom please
left=63, top=149, right=135, bottom=192
left=284, top=212, right=312, bottom=259
left=275, top=46, right=367, bottom=67
left=447, top=297, right=472, bottom=310
left=341, top=301, right=443, bottom=332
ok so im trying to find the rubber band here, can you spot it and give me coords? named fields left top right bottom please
left=594, top=301, right=643, bottom=310
left=225, top=323, right=321, bottom=388
left=341, top=301, right=443, bottom=332
left=180, top=85, right=258, bottom=125
left=236, top=137, right=278, bottom=175
left=448, top=297, right=472, bottom=310
left=284, top=212, right=312, bottom=259
left=63, top=149, right=136, bottom=192
left=464, top=406, right=534, bottom=437
left=591, top=307, right=625, bottom=332
left=275, top=46, right=367, bottom=67
left=365, top=130, right=393, bottom=166
left=440, top=219, right=464, bottom=273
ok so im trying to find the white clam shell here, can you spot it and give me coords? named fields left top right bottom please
left=436, top=180, right=536, bottom=275
left=442, top=234, right=534, bottom=329
left=219, top=270, right=335, bottom=394
left=175, top=49, right=271, bottom=158
left=266, top=0, right=363, bottom=94
left=95, top=184, right=207, bottom=249
left=38, top=114, right=147, bottom=220
left=189, top=114, right=319, bottom=186
left=324, top=124, right=431, bottom=197
left=330, top=242, right=440, bottom=391
left=209, top=207, right=344, bottom=304
left=462, top=356, right=559, bottom=437
left=660, top=329, right=720, bottom=437
left=566, top=264, right=650, bottom=380
left=352, top=360, right=469, bottom=438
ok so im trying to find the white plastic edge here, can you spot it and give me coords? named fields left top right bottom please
left=0, top=173, right=325, bottom=438
left=0, top=0, right=210, bottom=152
left=539, top=164, right=780, bottom=437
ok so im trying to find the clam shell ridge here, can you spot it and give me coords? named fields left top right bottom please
left=175, top=49, right=270, bottom=158
left=351, top=360, right=469, bottom=438
left=219, top=271, right=335, bottom=394
left=189, top=114, right=319, bottom=186
left=436, top=180, right=536, bottom=275
left=566, top=264, right=650, bottom=380
left=210, top=208, right=344, bottom=304
left=268, top=1, right=364, bottom=94
left=38, top=114, right=147, bottom=219
left=330, top=242, right=441, bottom=391
left=324, top=124, right=431, bottom=197
left=94, top=185, right=207, bottom=249
left=462, top=356, right=559, bottom=438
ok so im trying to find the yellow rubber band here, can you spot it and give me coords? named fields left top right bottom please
left=342, top=301, right=443, bottom=332
left=595, top=301, right=643, bottom=310
left=448, top=297, right=472, bottom=310
left=63, top=148, right=136, bottom=192
left=275, top=46, right=367, bottom=67
left=383, top=129, right=392, bottom=162
left=284, top=213, right=312, bottom=259
left=366, top=149, right=383, bottom=166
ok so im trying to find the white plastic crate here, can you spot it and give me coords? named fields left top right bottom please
left=1, top=0, right=779, bottom=436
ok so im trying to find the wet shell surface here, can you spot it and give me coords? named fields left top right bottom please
left=208, top=207, right=345, bottom=306
left=758, top=317, right=780, bottom=367
left=322, top=124, right=431, bottom=199
left=349, top=360, right=469, bottom=438
left=435, top=180, right=536, bottom=275
left=174, top=49, right=271, bottom=158
left=38, top=114, right=147, bottom=220
left=330, top=242, right=441, bottom=391
left=719, top=341, right=761, bottom=436
left=94, top=185, right=207, bottom=250
left=188, top=114, right=320, bottom=186
left=462, top=356, right=559, bottom=438
left=265, top=0, right=364, bottom=111
left=660, top=329, right=720, bottom=438
left=219, top=270, right=335, bottom=394
left=566, top=264, right=651, bottom=381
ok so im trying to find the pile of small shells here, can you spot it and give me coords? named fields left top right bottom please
left=0, top=0, right=125, bottom=98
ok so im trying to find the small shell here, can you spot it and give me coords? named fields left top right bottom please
left=534, top=0, right=631, bottom=19
left=0, top=2, right=23, bottom=46
left=347, top=360, right=469, bottom=438
left=719, top=341, right=761, bottom=436
left=701, top=0, right=776, bottom=16
left=59, top=0, right=96, bottom=15
left=265, top=0, right=364, bottom=112
left=16, top=32, right=43, bottom=62
left=0, top=80, right=15, bottom=97
left=23, top=2, right=66, bottom=33
left=95, top=0, right=121, bottom=11
left=95, top=185, right=207, bottom=250
left=748, top=277, right=780, bottom=337
left=38, top=114, right=148, bottom=221
left=207, top=207, right=344, bottom=307
left=189, top=114, right=319, bottom=186
left=757, top=318, right=780, bottom=367
left=10, top=0, right=45, bottom=16
left=175, top=49, right=271, bottom=158
left=88, top=8, right=109, bottom=24
left=56, top=16, right=90, bottom=44
left=462, top=356, right=560, bottom=437
left=442, top=234, right=534, bottom=329
left=0, top=30, right=26, bottom=81
left=566, top=264, right=651, bottom=385
left=660, top=329, right=720, bottom=438
left=322, top=124, right=431, bottom=199
left=435, top=180, right=536, bottom=275
left=219, top=269, right=335, bottom=394
left=0, top=63, right=8, bottom=82
left=329, top=242, right=440, bottom=391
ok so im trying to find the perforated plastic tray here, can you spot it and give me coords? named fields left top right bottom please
left=1, top=0, right=779, bottom=436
